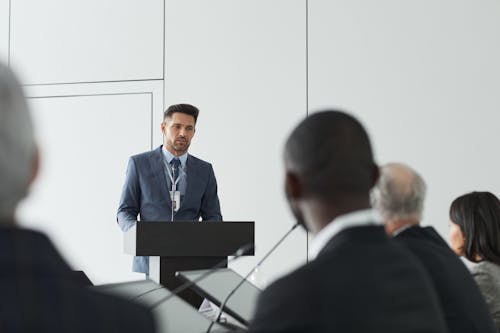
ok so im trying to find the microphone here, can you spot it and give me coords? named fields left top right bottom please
left=136, top=243, right=254, bottom=308
left=206, top=222, right=299, bottom=332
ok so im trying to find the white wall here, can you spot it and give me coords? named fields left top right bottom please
left=0, top=0, right=8, bottom=63
left=20, top=92, right=151, bottom=283
left=8, top=0, right=167, bottom=284
left=18, top=81, right=164, bottom=284
left=163, top=0, right=308, bottom=286
left=7, top=0, right=309, bottom=286
left=10, top=0, right=164, bottom=84
left=308, top=0, right=500, bottom=240
left=4, top=0, right=500, bottom=286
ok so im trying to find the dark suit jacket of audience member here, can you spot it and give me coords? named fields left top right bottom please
left=249, top=225, right=448, bottom=333
left=0, top=226, right=156, bottom=333
left=394, top=226, right=497, bottom=333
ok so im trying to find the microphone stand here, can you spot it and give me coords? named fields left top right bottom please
left=140, top=244, right=254, bottom=309
left=206, top=223, right=299, bottom=333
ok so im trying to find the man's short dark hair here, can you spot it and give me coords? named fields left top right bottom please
left=163, top=104, right=199, bottom=123
left=284, top=110, right=375, bottom=201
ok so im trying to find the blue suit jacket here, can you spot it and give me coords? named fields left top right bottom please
left=117, top=146, right=222, bottom=273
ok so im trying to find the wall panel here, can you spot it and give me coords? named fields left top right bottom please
left=309, top=0, right=500, bottom=240
left=10, top=0, right=164, bottom=85
left=17, top=92, right=153, bottom=284
left=164, top=0, right=307, bottom=286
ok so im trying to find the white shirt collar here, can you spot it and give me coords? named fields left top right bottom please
left=308, top=209, right=382, bottom=260
left=162, top=146, right=188, bottom=167
left=391, top=224, right=414, bottom=237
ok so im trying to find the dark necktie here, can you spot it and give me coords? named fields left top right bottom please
left=170, top=158, right=181, bottom=186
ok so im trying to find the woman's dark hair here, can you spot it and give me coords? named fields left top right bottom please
left=449, top=191, right=500, bottom=265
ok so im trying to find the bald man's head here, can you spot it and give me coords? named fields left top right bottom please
left=371, top=163, right=426, bottom=224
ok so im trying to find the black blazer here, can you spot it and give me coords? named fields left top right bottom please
left=0, top=226, right=156, bottom=333
left=249, top=225, right=448, bottom=333
left=394, top=226, right=497, bottom=333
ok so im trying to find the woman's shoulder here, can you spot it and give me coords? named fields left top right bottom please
left=472, top=261, right=500, bottom=274
left=471, top=261, right=500, bottom=287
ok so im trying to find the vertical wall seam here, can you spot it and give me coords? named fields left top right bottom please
left=8, top=0, right=12, bottom=66
left=306, top=0, right=309, bottom=118
left=150, top=92, right=154, bottom=150
left=162, top=0, right=166, bottom=110
left=305, top=0, right=309, bottom=263
left=162, top=0, right=166, bottom=81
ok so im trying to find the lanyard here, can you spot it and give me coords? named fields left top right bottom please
left=163, top=160, right=182, bottom=190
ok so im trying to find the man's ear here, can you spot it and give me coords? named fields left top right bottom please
left=285, top=172, right=303, bottom=200
left=370, top=163, right=380, bottom=189
left=160, top=121, right=166, bottom=135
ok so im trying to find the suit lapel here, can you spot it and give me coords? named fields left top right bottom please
left=149, top=146, right=171, bottom=209
left=184, top=155, right=195, bottom=209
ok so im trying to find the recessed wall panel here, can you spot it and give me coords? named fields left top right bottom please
left=10, top=0, right=164, bottom=84
left=17, top=93, right=152, bottom=284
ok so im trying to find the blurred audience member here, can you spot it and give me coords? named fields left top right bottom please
left=372, top=163, right=496, bottom=333
left=0, top=63, right=156, bottom=333
left=449, top=191, right=500, bottom=331
left=249, top=111, right=447, bottom=333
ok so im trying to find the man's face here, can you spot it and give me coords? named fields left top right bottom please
left=161, top=112, right=196, bottom=154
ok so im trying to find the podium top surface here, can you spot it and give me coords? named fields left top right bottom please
left=124, top=221, right=254, bottom=257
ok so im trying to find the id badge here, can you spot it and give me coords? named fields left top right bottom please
left=169, top=190, right=181, bottom=212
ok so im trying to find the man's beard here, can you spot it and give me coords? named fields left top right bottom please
left=169, top=139, right=190, bottom=153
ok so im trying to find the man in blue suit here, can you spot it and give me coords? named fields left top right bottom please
left=117, top=104, right=222, bottom=274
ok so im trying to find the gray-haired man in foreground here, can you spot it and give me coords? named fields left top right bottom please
left=372, top=162, right=497, bottom=333
left=0, top=63, right=156, bottom=333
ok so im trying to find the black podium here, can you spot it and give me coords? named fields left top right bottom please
left=124, top=221, right=254, bottom=307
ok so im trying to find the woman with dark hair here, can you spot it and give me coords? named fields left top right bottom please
left=449, top=191, right=500, bottom=331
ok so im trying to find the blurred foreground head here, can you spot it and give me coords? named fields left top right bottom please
left=283, top=110, right=378, bottom=234
left=0, top=63, right=37, bottom=222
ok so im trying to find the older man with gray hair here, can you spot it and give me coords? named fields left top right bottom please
left=0, top=63, right=156, bottom=332
left=371, top=162, right=426, bottom=235
left=372, top=162, right=497, bottom=333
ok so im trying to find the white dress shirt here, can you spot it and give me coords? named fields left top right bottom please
left=308, top=209, right=382, bottom=260
left=391, top=224, right=414, bottom=237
